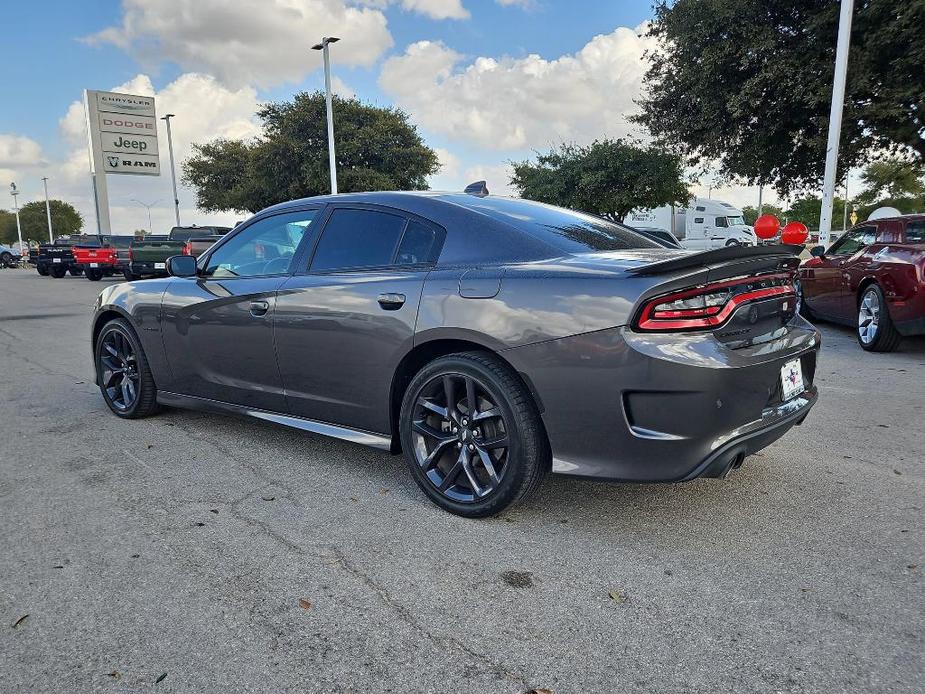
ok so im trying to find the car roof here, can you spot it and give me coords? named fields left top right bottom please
left=253, top=191, right=660, bottom=265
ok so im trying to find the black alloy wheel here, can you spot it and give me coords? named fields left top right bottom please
left=0, top=252, right=12, bottom=268
left=400, top=352, right=548, bottom=517
left=95, top=319, right=160, bottom=418
left=86, top=268, right=104, bottom=281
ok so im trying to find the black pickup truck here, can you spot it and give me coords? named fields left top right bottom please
left=36, top=237, right=83, bottom=278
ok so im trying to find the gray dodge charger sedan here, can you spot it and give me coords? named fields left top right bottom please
left=91, top=191, right=820, bottom=516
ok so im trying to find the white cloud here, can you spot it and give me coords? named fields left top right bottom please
left=379, top=25, right=658, bottom=151
left=86, top=0, right=394, bottom=89
left=400, top=0, right=468, bottom=20
left=0, top=134, right=45, bottom=168
left=495, top=0, right=533, bottom=7
left=355, top=0, right=469, bottom=20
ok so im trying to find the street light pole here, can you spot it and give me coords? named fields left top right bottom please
left=131, top=199, right=160, bottom=233
left=818, top=0, right=855, bottom=247
left=41, top=177, right=54, bottom=242
left=161, top=114, right=181, bottom=226
left=10, top=183, right=24, bottom=257
left=312, top=36, right=340, bottom=195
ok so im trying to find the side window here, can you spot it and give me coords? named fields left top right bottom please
left=906, top=221, right=925, bottom=243
left=695, top=206, right=705, bottom=212
left=715, top=216, right=728, bottom=228
left=204, top=210, right=318, bottom=278
left=310, top=209, right=406, bottom=271
left=396, top=220, right=441, bottom=265
left=693, top=217, right=704, bottom=224
left=829, top=226, right=872, bottom=256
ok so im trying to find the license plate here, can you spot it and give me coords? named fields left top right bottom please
left=53, top=258, right=61, bottom=263
left=154, top=262, right=166, bottom=269
left=90, top=263, right=99, bottom=268
left=780, top=359, right=805, bottom=401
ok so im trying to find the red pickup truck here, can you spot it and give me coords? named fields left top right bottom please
left=72, top=236, right=135, bottom=281
left=798, top=214, right=925, bottom=351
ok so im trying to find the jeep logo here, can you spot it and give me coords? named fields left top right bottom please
left=113, top=136, right=148, bottom=152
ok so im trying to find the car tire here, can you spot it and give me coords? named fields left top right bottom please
left=399, top=351, right=549, bottom=517
left=37, top=265, right=49, bottom=276
left=0, top=252, right=12, bottom=268
left=49, top=265, right=66, bottom=278
left=857, top=284, right=901, bottom=353
left=725, top=239, right=740, bottom=247
left=86, top=268, right=104, bottom=281
left=95, top=318, right=161, bottom=419
left=123, top=270, right=140, bottom=282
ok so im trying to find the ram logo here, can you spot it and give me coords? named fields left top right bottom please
left=107, top=156, right=119, bottom=168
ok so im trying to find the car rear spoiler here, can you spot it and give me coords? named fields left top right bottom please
left=628, top=244, right=804, bottom=276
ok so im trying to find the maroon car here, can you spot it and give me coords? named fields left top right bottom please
left=798, top=214, right=925, bottom=351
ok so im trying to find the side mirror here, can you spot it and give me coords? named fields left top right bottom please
left=810, top=245, right=826, bottom=257
left=167, top=254, right=198, bottom=277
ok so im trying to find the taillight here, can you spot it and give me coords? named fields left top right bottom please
left=635, top=273, right=796, bottom=332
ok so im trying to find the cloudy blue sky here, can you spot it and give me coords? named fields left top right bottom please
left=1, top=0, right=770, bottom=232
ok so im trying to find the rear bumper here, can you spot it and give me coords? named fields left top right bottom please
left=682, top=386, right=816, bottom=480
left=130, top=261, right=168, bottom=277
left=502, top=317, right=821, bottom=482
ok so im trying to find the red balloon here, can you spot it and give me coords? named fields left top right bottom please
left=754, top=214, right=780, bottom=240
left=781, top=221, right=809, bottom=245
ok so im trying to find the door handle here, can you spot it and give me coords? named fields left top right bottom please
left=249, top=300, right=270, bottom=317
left=377, top=293, right=406, bottom=310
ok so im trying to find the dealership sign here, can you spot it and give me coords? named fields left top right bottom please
left=84, top=89, right=163, bottom=233
left=86, top=90, right=160, bottom=177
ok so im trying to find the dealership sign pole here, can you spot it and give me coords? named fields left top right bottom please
left=42, top=177, right=54, bottom=242
left=84, top=90, right=161, bottom=234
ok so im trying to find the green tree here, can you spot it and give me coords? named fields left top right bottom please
left=0, top=200, right=82, bottom=245
left=183, top=92, right=440, bottom=213
left=636, top=0, right=925, bottom=197
left=742, top=204, right=786, bottom=226
left=856, top=157, right=924, bottom=201
left=784, top=195, right=851, bottom=229
left=509, top=139, right=690, bottom=220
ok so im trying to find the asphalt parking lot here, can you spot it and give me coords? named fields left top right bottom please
left=1, top=268, right=922, bottom=694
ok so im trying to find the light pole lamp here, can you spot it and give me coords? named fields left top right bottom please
left=312, top=36, right=340, bottom=195
left=161, top=113, right=181, bottom=226
left=10, top=183, right=24, bottom=255
left=42, top=177, right=54, bottom=242
left=131, top=198, right=160, bottom=233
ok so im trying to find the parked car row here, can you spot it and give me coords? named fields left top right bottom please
left=26, top=225, right=231, bottom=281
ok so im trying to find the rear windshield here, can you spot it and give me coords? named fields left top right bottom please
left=109, top=236, right=134, bottom=248
left=458, top=196, right=659, bottom=253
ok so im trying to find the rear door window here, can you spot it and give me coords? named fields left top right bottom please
left=310, top=209, right=407, bottom=271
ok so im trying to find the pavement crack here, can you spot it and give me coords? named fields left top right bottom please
left=327, top=545, right=528, bottom=687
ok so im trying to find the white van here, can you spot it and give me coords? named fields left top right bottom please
left=624, top=199, right=756, bottom=250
